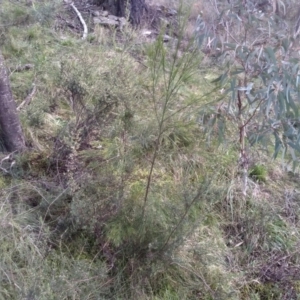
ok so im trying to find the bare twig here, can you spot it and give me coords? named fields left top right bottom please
left=0, top=151, right=17, bottom=174
left=17, top=83, right=37, bottom=111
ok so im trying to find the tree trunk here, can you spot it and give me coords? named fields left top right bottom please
left=116, top=0, right=125, bottom=18
left=0, top=52, right=26, bottom=152
left=114, top=0, right=146, bottom=26
left=130, top=0, right=146, bottom=26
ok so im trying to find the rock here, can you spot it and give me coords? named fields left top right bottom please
left=118, top=17, right=127, bottom=30
left=166, top=9, right=177, bottom=17
left=93, top=16, right=119, bottom=26
left=92, top=10, right=100, bottom=17
left=141, top=30, right=152, bottom=36
left=107, top=15, right=119, bottom=21
left=101, top=10, right=109, bottom=17
left=92, top=10, right=110, bottom=17
left=93, top=15, right=128, bottom=29
left=163, top=34, right=172, bottom=42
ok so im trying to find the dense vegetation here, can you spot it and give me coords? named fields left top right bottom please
left=1, top=0, right=300, bottom=299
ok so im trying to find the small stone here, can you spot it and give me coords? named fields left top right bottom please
left=118, top=17, right=127, bottom=30
left=101, top=10, right=109, bottom=17
left=163, top=34, right=172, bottom=42
left=108, top=15, right=119, bottom=21
left=93, top=17, right=119, bottom=26
left=92, top=10, right=100, bottom=17
left=142, top=30, right=152, bottom=36
left=166, top=9, right=177, bottom=17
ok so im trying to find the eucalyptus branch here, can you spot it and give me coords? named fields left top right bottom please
left=242, top=97, right=264, bottom=129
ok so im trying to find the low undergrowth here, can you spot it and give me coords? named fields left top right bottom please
left=1, top=1, right=300, bottom=299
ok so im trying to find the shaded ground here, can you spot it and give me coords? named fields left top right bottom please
left=58, top=0, right=179, bottom=39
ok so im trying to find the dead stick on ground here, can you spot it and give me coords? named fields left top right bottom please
left=68, top=1, right=88, bottom=40
left=17, top=84, right=37, bottom=111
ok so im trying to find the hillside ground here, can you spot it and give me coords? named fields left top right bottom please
left=1, top=1, right=300, bottom=299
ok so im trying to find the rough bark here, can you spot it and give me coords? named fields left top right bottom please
left=0, top=52, right=26, bottom=152
left=129, top=0, right=146, bottom=26
left=116, top=0, right=125, bottom=18
left=295, top=7, right=300, bottom=38
left=102, top=0, right=146, bottom=26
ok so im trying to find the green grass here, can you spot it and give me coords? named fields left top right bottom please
left=1, top=1, right=300, bottom=299
left=249, top=165, right=267, bottom=183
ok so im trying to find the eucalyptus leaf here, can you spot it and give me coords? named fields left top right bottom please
left=194, top=0, right=300, bottom=165
left=273, top=133, right=283, bottom=159
left=264, top=48, right=276, bottom=64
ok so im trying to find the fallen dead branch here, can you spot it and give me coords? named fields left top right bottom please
left=17, top=84, right=37, bottom=111
left=64, top=0, right=88, bottom=40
